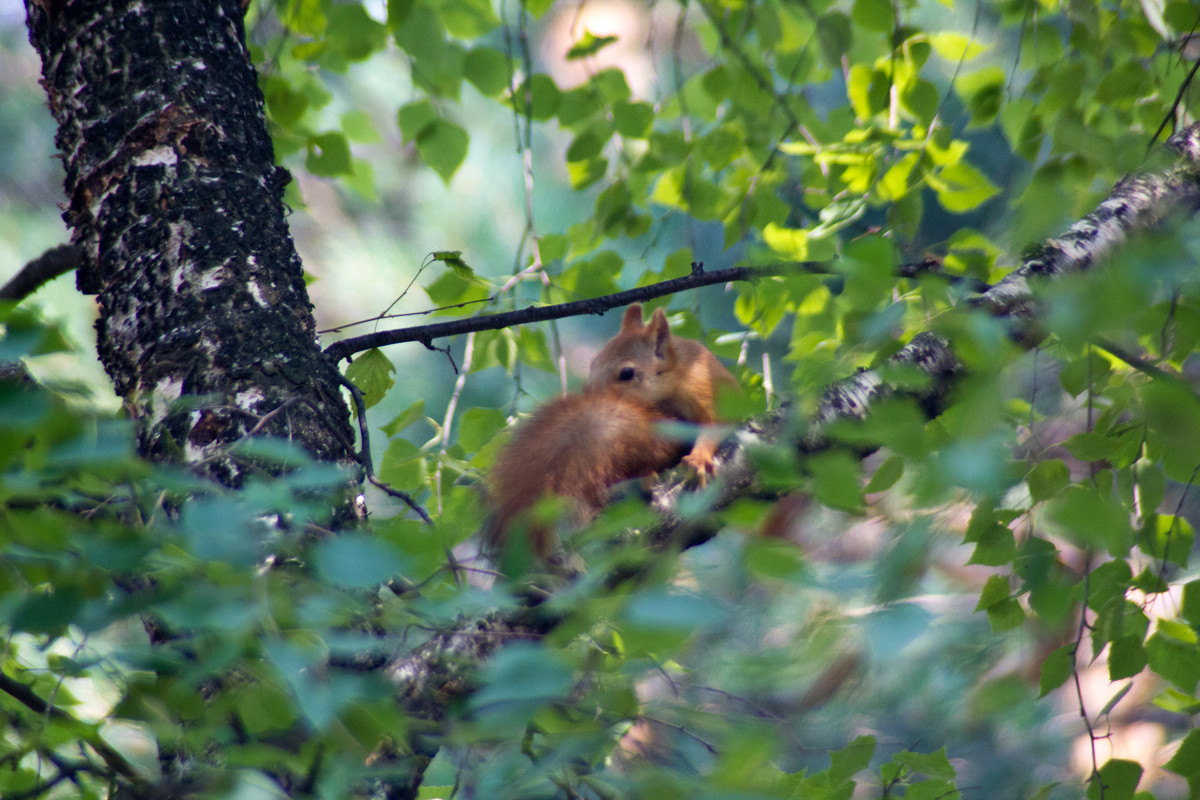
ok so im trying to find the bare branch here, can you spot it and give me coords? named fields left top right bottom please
left=0, top=244, right=83, bottom=302
left=322, top=262, right=759, bottom=364
left=320, top=257, right=977, bottom=366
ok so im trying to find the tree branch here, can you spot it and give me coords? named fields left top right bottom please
left=0, top=670, right=163, bottom=798
left=970, top=123, right=1200, bottom=323
left=322, top=263, right=760, bottom=364
left=321, top=256, right=979, bottom=366
left=0, top=244, right=83, bottom=303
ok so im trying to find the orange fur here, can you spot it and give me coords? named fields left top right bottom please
left=587, top=304, right=738, bottom=479
left=484, top=303, right=738, bottom=558
left=484, top=390, right=685, bottom=556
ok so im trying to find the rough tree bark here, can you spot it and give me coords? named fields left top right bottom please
left=24, top=0, right=356, bottom=484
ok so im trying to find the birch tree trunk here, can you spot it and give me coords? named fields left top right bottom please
left=24, top=0, right=356, bottom=484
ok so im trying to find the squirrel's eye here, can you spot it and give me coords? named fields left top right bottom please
left=618, top=367, right=636, bottom=381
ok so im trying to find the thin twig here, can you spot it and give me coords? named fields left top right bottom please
left=336, top=372, right=433, bottom=524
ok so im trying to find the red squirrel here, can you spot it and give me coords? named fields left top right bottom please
left=484, top=303, right=738, bottom=558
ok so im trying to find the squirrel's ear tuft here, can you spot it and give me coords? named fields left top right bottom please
left=648, top=308, right=672, bottom=356
left=620, top=303, right=644, bottom=331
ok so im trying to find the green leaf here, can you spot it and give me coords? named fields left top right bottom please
left=566, top=30, right=619, bottom=61
left=927, top=162, right=999, bottom=213
left=744, top=538, right=806, bottom=580
left=398, top=99, right=438, bottom=141
left=1045, top=485, right=1134, bottom=557
left=306, top=131, right=352, bottom=176
left=593, top=68, right=631, bottom=103
left=1145, top=380, right=1200, bottom=481
left=927, top=32, right=987, bottom=62
left=344, top=348, right=396, bottom=409
left=975, top=574, right=1010, bottom=610
left=1063, top=431, right=1119, bottom=462
left=379, top=437, right=427, bottom=488
left=1096, top=61, right=1151, bottom=105
left=512, top=74, right=560, bottom=120
left=537, top=233, right=569, bottom=263
left=865, top=454, right=904, bottom=493
left=808, top=451, right=864, bottom=512
left=416, top=118, right=469, bottom=183
left=851, top=0, right=893, bottom=33
left=326, top=3, right=387, bottom=62
left=440, top=0, right=500, bottom=38
left=382, top=400, right=426, bottom=437
left=976, top=574, right=1024, bottom=630
left=1139, top=514, right=1193, bottom=569
left=566, top=122, right=612, bottom=162
left=762, top=222, right=811, bottom=260
left=464, top=47, right=509, bottom=96
left=457, top=407, right=505, bottom=453
left=829, top=735, right=875, bottom=782
left=425, top=268, right=490, bottom=308
left=1039, top=645, right=1073, bottom=697
left=816, top=12, right=852, bottom=68
left=470, top=642, right=574, bottom=714
left=1086, top=760, right=1142, bottom=800
left=515, top=327, right=555, bottom=373
left=1027, top=459, right=1069, bottom=503
left=612, top=101, right=654, bottom=138
left=894, top=747, right=956, bottom=780
left=847, top=65, right=888, bottom=119
left=623, top=590, right=726, bottom=631
left=1183, top=580, right=1200, bottom=629
left=954, top=66, right=1006, bottom=126
left=966, top=517, right=1015, bottom=567
left=1108, top=635, right=1147, bottom=681
left=340, top=109, right=381, bottom=143
left=264, top=75, right=309, bottom=128
left=1146, top=632, right=1200, bottom=693
left=1165, top=729, right=1200, bottom=779
left=11, top=585, right=84, bottom=635
left=312, top=533, right=410, bottom=588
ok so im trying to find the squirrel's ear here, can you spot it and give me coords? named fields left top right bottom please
left=619, top=303, right=644, bottom=331
left=648, top=308, right=672, bottom=356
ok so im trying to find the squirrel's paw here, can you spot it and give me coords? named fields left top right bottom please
left=682, top=441, right=719, bottom=488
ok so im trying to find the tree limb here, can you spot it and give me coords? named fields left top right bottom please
left=0, top=244, right=83, bottom=303
left=322, top=262, right=761, bottom=364
left=322, top=256, right=981, bottom=366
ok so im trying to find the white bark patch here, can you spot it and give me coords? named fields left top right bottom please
left=149, top=376, right=184, bottom=427
left=235, top=387, right=265, bottom=412
left=132, top=146, right=177, bottom=167
left=198, top=267, right=227, bottom=291
left=183, top=436, right=207, bottom=464
left=247, top=280, right=268, bottom=307
left=88, top=181, right=121, bottom=220
left=165, top=222, right=193, bottom=291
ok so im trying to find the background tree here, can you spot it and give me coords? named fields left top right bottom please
left=4, top=1, right=1200, bottom=799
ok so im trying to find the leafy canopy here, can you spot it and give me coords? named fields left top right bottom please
left=6, top=0, right=1200, bottom=798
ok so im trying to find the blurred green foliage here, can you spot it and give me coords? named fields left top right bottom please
left=6, top=0, right=1200, bottom=797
